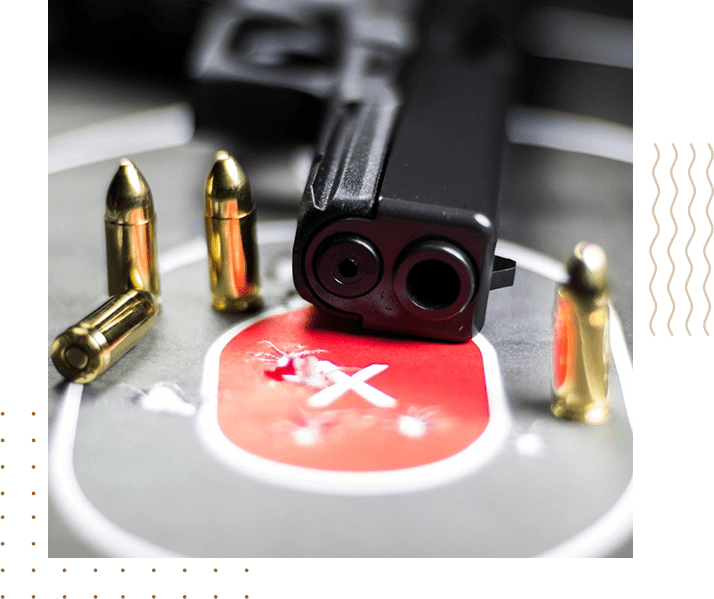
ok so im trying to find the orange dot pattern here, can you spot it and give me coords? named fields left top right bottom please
left=1, top=404, right=256, bottom=599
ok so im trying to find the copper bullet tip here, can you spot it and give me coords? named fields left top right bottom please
left=204, top=151, right=253, bottom=218
left=566, top=242, right=609, bottom=298
left=106, top=159, right=155, bottom=224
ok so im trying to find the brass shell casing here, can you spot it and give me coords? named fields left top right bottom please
left=204, top=151, right=262, bottom=312
left=551, top=243, right=611, bottom=424
left=105, top=159, right=160, bottom=298
left=51, top=290, right=159, bottom=384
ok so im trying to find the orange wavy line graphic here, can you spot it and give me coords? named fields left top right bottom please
left=704, top=144, right=714, bottom=335
left=667, top=144, right=678, bottom=336
left=684, top=144, right=696, bottom=336
left=649, top=144, right=660, bottom=335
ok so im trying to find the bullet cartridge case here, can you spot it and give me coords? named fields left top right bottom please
left=552, top=243, right=611, bottom=424
left=105, top=159, right=160, bottom=298
left=204, top=151, right=262, bottom=312
left=51, top=289, right=159, bottom=384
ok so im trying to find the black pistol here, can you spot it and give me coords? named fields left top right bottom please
left=293, top=35, right=517, bottom=342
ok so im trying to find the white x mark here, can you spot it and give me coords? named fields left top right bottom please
left=307, top=361, right=397, bottom=409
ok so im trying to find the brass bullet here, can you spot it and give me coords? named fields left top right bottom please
left=51, top=290, right=159, bottom=384
left=105, top=159, right=160, bottom=298
left=204, top=150, right=262, bottom=312
left=551, top=242, right=611, bottom=424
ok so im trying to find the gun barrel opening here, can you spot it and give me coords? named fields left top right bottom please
left=337, top=258, right=359, bottom=279
left=406, top=259, right=461, bottom=311
left=394, top=240, right=477, bottom=321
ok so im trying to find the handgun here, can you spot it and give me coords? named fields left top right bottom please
left=188, top=0, right=519, bottom=341
left=292, top=10, right=518, bottom=342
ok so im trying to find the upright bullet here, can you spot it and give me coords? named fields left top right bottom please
left=551, top=242, right=611, bottom=424
left=204, top=151, right=262, bottom=312
left=51, top=289, right=160, bottom=384
left=105, top=159, right=160, bottom=298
